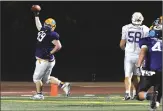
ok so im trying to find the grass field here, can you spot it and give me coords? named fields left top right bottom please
left=1, top=94, right=162, bottom=111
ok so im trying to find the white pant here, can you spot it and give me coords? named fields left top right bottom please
left=124, top=55, right=138, bottom=77
left=33, top=59, right=56, bottom=84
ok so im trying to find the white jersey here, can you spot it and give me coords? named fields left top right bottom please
left=121, top=24, right=149, bottom=56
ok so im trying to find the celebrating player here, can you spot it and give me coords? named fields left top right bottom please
left=31, top=5, right=70, bottom=100
left=150, top=16, right=162, bottom=30
left=120, top=12, right=150, bottom=100
left=136, top=16, right=162, bottom=110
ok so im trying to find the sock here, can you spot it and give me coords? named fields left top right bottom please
left=59, top=82, right=64, bottom=88
left=126, top=90, right=130, bottom=96
left=133, top=90, right=136, bottom=96
left=37, top=92, right=42, bottom=95
left=144, top=92, right=147, bottom=99
left=143, top=92, right=152, bottom=100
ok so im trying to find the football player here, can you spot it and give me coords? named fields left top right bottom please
left=150, top=16, right=162, bottom=30
left=30, top=6, right=70, bottom=100
left=136, top=16, right=162, bottom=110
left=120, top=12, right=150, bottom=100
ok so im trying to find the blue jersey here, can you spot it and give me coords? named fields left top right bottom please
left=35, top=27, right=60, bottom=61
left=139, top=37, right=162, bottom=72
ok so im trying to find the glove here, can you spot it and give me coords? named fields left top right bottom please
left=33, top=11, right=39, bottom=17
left=135, top=66, right=142, bottom=76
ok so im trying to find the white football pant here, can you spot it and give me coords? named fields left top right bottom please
left=124, top=55, right=139, bottom=77
left=33, top=59, right=55, bottom=84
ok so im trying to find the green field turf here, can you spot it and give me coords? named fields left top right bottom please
left=1, top=95, right=162, bottom=111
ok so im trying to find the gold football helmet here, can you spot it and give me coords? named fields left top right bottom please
left=44, top=18, right=56, bottom=31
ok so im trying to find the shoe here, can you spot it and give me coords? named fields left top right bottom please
left=61, top=82, right=71, bottom=97
left=150, top=91, right=158, bottom=109
left=149, top=107, right=157, bottom=111
left=149, top=102, right=160, bottom=111
left=156, top=101, right=160, bottom=108
left=30, top=94, right=44, bottom=100
left=123, top=93, right=131, bottom=100
left=131, top=95, right=137, bottom=100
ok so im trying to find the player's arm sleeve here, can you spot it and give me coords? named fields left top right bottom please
left=35, top=17, right=42, bottom=31
left=141, top=45, right=148, bottom=49
left=121, top=26, right=127, bottom=40
left=139, top=38, right=149, bottom=48
left=52, top=32, right=60, bottom=40
left=143, top=25, right=150, bottom=38
left=50, top=33, right=62, bottom=54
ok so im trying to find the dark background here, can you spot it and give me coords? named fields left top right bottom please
left=1, top=1, right=162, bottom=82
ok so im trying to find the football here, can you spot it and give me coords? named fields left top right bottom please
left=31, top=5, right=41, bottom=12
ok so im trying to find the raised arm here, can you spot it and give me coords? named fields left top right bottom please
left=31, top=5, right=42, bottom=31
left=35, top=16, right=42, bottom=31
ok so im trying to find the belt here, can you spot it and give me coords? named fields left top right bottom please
left=37, top=59, right=48, bottom=64
left=36, top=57, right=54, bottom=63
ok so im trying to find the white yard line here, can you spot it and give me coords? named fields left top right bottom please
left=1, top=91, right=49, bottom=94
left=1, top=95, right=122, bottom=99
left=1, top=99, right=150, bottom=105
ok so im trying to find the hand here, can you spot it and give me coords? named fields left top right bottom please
left=135, top=66, right=142, bottom=76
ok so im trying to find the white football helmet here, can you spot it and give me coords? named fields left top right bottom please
left=131, top=12, right=144, bottom=25
left=153, top=24, right=162, bottom=30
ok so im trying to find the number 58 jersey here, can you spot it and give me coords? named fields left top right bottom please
left=121, top=24, right=149, bottom=56
left=139, top=37, right=162, bottom=72
left=35, top=27, right=60, bottom=61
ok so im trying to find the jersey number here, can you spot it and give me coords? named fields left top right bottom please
left=128, top=31, right=141, bottom=43
left=37, top=31, right=46, bottom=42
left=151, top=42, right=162, bottom=51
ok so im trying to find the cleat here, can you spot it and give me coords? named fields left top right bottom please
left=30, top=94, right=44, bottom=100
left=61, top=82, right=71, bottom=97
left=123, top=93, right=131, bottom=100
left=150, top=91, right=158, bottom=110
left=149, top=101, right=160, bottom=111
left=156, top=102, right=160, bottom=108
left=131, top=95, right=137, bottom=100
